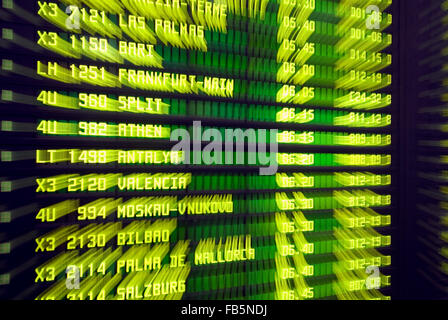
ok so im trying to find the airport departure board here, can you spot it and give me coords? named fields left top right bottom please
left=0, top=0, right=394, bottom=300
